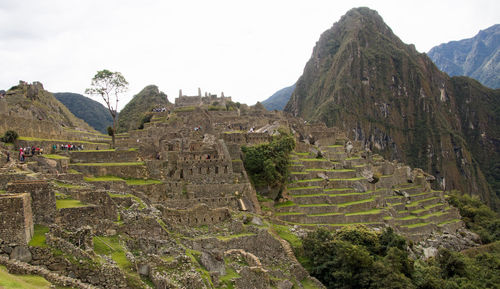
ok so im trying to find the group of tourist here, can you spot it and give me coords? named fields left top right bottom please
left=54, top=144, right=84, bottom=151
left=18, top=146, right=43, bottom=161
left=151, top=107, right=168, bottom=112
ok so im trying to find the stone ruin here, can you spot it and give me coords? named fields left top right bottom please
left=0, top=92, right=476, bottom=288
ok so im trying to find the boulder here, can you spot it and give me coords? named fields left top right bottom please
left=200, top=251, right=225, bottom=275
left=10, top=246, right=32, bottom=263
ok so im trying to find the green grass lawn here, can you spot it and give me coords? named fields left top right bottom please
left=28, top=224, right=49, bottom=247
left=56, top=199, right=88, bottom=209
left=52, top=180, right=83, bottom=189
left=271, top=224, right=302, bottom=248
left=84, top=176, right=124, bottom=182
left=42, top=154, right=69, bottom=160
left=438, top=219, right=461, bottom=226
left=216, top=233, right=256, bottom=241
left=274, top=200, right=296, bottom=207
left=125, top=179, right=162, bottom=185
left=401, top=222, right=430, bottom=228
left=0, top=265, right=52, bottom=289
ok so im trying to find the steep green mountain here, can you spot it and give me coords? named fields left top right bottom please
left=428, top=24, right=500, bottom=89
left=117, top=85, right=170, bottom=133
left=284, top=7, right=500, bottom=209
left=262, top=84, right=296, bottom=111
left=54, top=92, right=113, bottom=134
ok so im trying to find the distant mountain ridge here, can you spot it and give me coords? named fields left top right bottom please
left=284, top=7, right=500, bottom=208
left=262, top=84, right=296, bottom=111
left=428, top=24, right=500, bottom=88
left=54, top=92, right=113, bottom=134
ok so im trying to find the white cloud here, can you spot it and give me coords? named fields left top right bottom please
left=1, top=0, right=498, bottom=109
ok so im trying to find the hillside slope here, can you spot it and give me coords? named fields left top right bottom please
left=262, top=84, right=296, bottom=111
left=0, top=81, right=101, bottom=140
left=428, top=24, right=500, bottom=89
left=54, top=92, right=113, bottom=134
left=284, top=8, right=500, bottom=208
left=117, top=85, right=170, bottom=133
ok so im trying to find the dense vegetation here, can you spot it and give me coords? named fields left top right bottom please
left=303, top=226, right=500, bottom=289
left=241, top=131, right=295, bottom=194
left=54, top=92, right=112, bottom=134
left=116, top=85, right=170, bottom=133
left=448, top=192, right=500, bottom=243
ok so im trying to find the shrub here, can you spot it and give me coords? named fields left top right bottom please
left=241, top=131, right=295, bottom=192
left=0, top=130, right=18, bottom=143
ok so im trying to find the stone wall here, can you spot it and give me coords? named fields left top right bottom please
left=70, top=163, right=148, bottom=179
left=0, top=173, right=27, bottom=190
left=69, top=150, right=138, bottom=163
left=0, top=193, right=33, bottom=245
left=75, top=191, right=117, bottom=220
left=7, top=180, right=56, bottom=226
left=174, top=158, right=233, bottom=183
left=162, top=204, right=230, bottom=226
left=56, top=206, right=115, bottom=233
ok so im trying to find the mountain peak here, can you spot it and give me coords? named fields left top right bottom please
left=284, top=8, right=499, bottom=208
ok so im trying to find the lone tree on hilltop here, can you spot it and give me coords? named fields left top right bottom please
left=85, top=69, right=128, bottom=148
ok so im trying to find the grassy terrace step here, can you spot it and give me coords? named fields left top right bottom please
left=344, top=208, right=383, bottom=216
left=71, top=162, right=145, bottom=166
left=410, top=203, right=444, bottom=214
left=305, top=168, right=355, bottom=172
left=42, top=154, right=69, bottom=160
left=438, top=219, right=461, bottom=226
left=323, top=188, right=353, bottom=193
left=274, top=201, right=296, bottom=208
left=0, top=265, right=53, bottom=289
left=400, top=222, right=430, bottom=228
left=307, top=212, right=342, bottom=217
left=52, top=180, right=84, bottom=189
left=287, top=186, right=322, bottom=191
left=337, top=197, right=375, bottom=207
left=84, top=176, right=162, bottom=185
left=18, top=136, right=109, bottom=146
left=56, top=199, right=88, bottom=209
left=405, top=196, right=441, bottom=208
left=279, top=220, right=383, bottom=228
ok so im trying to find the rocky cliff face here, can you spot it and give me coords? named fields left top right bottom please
left=117, top=85, right=170, bottom=133
left=428, top=24, right=500, bottom=89
left=284, top=7, right=500, bottom=208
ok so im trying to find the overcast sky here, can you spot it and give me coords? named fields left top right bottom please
left=1, top=0, right=498, bottom=110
